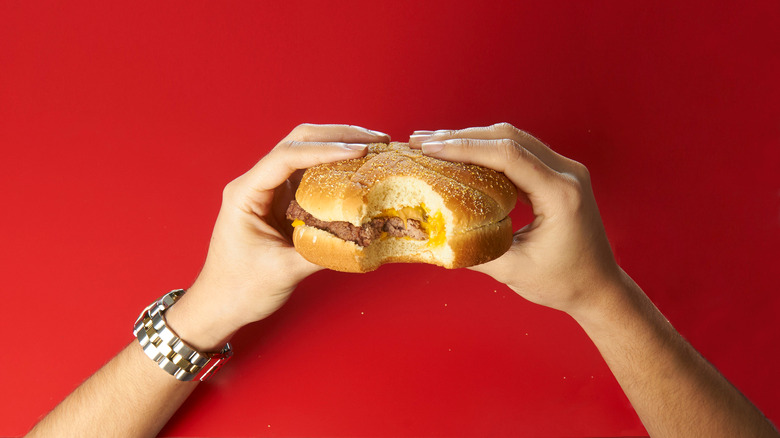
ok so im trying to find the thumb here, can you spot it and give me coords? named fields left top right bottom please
left=467, top=229, right=532, bottom=285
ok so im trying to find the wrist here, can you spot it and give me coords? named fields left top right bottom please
left=566, top=268, right=633, bottom=324
left=163, top=286, right=238, bottom=352
left=567, top=268, right=644, bottom=332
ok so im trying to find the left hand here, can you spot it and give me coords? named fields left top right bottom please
left=409, top=123, right=621, bottom=318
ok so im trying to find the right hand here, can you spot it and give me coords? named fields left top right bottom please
left=409, top=123, right=624, bottom=317
left=167, top=124, right=390, bottom=350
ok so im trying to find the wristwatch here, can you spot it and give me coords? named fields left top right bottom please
left=133, top=289, right=233, bottom=381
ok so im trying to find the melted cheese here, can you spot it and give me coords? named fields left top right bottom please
left=291, top=219, right=305, bottom=227
left=421, top=210, right=446, bottom=247
left=381, top=203, right=446, bottom=247
left=382, top=206, right=427, bottom=224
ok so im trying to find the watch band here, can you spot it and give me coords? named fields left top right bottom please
left=133, top=289, right=233, bottom=381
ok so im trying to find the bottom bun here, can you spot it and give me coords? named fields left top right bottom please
left=292, top=217, right=513, bottom=273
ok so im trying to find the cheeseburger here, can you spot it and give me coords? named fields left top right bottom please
left=285, top=142, right=517, bottom=273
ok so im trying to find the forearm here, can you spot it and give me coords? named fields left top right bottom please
left=572, top=270, right=778, bottom=438
left=27, top=342, right=197, bottom=438
left=27, top=291, right=231, bottom=438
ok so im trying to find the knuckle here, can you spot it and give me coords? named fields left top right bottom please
left=222, top=177, right=241, bottom=202
left=515, top=129, right=533, bottom=141
left=441, top=137, right=470, bottom=151
left=444, top=137, right=468, bottom=145
left=278, top=139, right=301, bottom=152
left=290, top=123, right=316, bottom=141
left=492, top=123, right=538, bottom=147
left=293, top=122, right=314, bottom=132
left=270, top=141, right=291, bottom=158
left=558, top=174, right=586, bottom=209
left=492, top=122, right=518, bottom=136
left=497, top=138, right=524, bottom=162
left=572, top=161, right=591, bottom=181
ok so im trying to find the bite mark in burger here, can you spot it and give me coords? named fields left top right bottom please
left=286, top=142, right=517, bottom=273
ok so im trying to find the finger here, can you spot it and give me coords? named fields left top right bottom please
left=419, top=138, right=558, bottom=204
left=409, top=130, right=435, bottom=142
left=467, top=253, right=524, bottom=290
left=467, top=228, right=534, bottom=279
left=288, top=251, right=326, bottom=280
left=288, top=168, right=305, bottom=186
left=409, top=124, right=512, bottom=147
left=271, top=178, right=297, bottom=238
left=241, top=141, right=369, bottom=194
left=283, top=123, right=391, bottom=144
left=410, top=123, right=573, bottom=174
left=408, top=130, right=443, bottom=147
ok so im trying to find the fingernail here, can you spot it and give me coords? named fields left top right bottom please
left=344, top=143, right=368, bottom=150
left=421, top=141, right=444, bottom=154
left=413, top=130, right=435, bottom=135
left=409, top=134, right=433, bottom=142
left=367, top=129, right=388, bottom=137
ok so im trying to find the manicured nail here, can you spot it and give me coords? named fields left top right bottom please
left=413, top=130, right=435, bottom=135
left=421, top=141, right=445, bottom=154
left=367, top=129, right=388, bottom=137
left=409, top=134, right=433, bottom=142
left=344, top=143, right=368, bottom=150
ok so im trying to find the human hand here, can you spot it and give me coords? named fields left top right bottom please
left=409, top=123, right=622, bottom=317
left=166, top=124, right=390, bottom=350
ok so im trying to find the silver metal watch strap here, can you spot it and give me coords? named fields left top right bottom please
left=133, top=289, right=233, bottom=382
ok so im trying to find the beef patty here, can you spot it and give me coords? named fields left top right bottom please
left=286, top=200, right=427, bottom=247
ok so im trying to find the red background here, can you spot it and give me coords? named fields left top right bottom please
left=1, top=1, right=779, bottom=437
